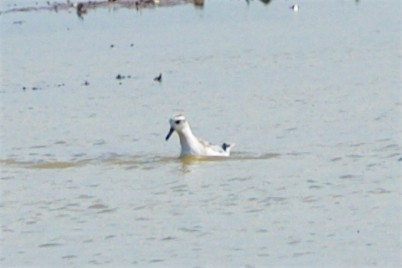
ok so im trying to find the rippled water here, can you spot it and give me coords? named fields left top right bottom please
left=1, top=0, right=401, bottom=267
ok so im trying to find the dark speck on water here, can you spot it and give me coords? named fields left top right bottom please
left=116, top=74, right=125, bottom=80
left=153, top=73, right=162, bottom=82
left=13, top=20, right=25, bottom=24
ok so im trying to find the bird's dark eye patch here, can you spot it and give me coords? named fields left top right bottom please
left=175, top=120, right=181, bottom=124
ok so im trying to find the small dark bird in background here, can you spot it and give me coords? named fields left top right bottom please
left=74, top=2, right=87, bottom=19
left=153, top=73, right=162, bottom=82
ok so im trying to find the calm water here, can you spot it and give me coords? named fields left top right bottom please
left=1, top=0, right=401, bottom=267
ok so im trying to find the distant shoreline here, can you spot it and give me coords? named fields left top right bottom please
left=0, top=0, right=197, bottom=16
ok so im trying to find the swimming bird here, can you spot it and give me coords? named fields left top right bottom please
left=165, top=114, right=234, bottom=157
left=290, top=4, right=299, bottom=12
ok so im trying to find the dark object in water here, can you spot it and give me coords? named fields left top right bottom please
left=194, top=0, right=204, bottom=6
left=259, top=0, right=272, bottom=5
left=75, top=2, right=87, bottom=18
left=153, top=73, right=162, bottom=82
left=222, top=143, right=230, bottom=151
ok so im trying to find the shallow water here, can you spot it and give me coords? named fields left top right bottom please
left=1, top=0, right=401, bottom=267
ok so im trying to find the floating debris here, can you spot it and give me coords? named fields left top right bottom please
left=116, top=74, right=125, bottom=80
left=115, top=74, right=133, bottom=81
left=153, top=73, right=162, bottom=82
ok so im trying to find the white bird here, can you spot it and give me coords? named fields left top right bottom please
left=165, top=114, right=234, bottom=157
left=291, top=4, right=299, bottom=12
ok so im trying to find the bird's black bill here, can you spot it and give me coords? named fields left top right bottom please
left=165, top=128, right=174, bottom=141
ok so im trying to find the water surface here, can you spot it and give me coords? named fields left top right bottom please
left=1, top=0, right=401, bottom=267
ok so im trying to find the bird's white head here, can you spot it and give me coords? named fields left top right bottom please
left=165, top=114, right=190, bottom=141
